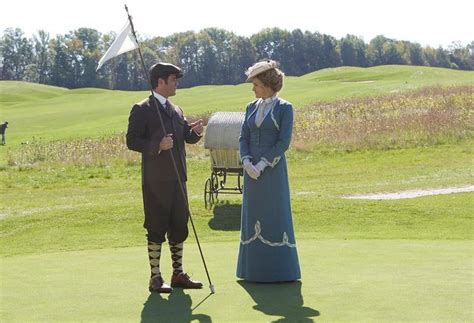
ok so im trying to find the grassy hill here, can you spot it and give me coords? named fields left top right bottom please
left=0, top=65, right=472, bottom=147
left=0, top=65, right=473, bottom=321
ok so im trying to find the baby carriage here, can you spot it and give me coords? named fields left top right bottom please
left=203, top=112, right=245, bottom=208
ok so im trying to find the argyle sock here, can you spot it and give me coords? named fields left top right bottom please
left=169, top=242, right=184, bottom=276
left=148, top=241, right=162, bottom=279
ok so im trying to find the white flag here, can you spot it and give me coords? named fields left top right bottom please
left=96, top=21, right=139, bottom=71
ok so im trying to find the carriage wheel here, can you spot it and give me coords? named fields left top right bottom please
left=204, top=178, right=214, bottom=209
left=219, top=170, right=227, bottom=189
left=237, top=171, right=243, bottom=193
left=211, top=172, right=219, bottom=201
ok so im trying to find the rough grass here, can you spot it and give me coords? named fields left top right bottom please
left=293, top=86, right=473, bottom=151
left=5, top=86, right=473, bottom=166
left=1, top=65, right=473, bottom=148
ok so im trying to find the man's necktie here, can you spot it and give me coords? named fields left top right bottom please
left=165, top=100, right=173, bottom=117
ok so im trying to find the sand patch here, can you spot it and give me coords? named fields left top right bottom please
left=342, top=80, right=375, bottom=84
left=295, top=191, right=316, bottom=196
left=343, top=185, right=474, bottom=200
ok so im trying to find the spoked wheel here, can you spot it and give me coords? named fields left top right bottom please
left=237, top=170, right=243, bottom=193
left=204, top=177, right=214, bottom=209
left=219, top=171, right=227, bottom=189
left=211, top=172, right=219, bottom=201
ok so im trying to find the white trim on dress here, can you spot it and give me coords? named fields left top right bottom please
left=261, top=156, right=281, bottom=168
left=240, top=221, right=296, bottom=248
left=270, top=105, right=279, bottom=130
left=248, top=103, right=258, bottom=120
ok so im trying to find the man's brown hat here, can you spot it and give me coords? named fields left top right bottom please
left=150, top=62, right=183, bottom=80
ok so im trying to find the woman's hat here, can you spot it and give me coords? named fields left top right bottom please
left=245, top=60, right=278, bottom=81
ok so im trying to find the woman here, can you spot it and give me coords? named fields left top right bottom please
left=237, top=60, right=301, bottom=282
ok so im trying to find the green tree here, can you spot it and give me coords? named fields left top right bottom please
left=109, top=53, right=131, bottom=90
left=383, top=42, right=403, bottom=64
left=284, top=29, right=307, bottom=75
left=251, top=28, right=289, bottom=64
left=340, top=34, right=367, bottom=67
left=422, top=46, right=438, bottom=66
left=408, top=42, right=424, bottom=66
left=322, top=34, right=341, bottom=68
left=50, top=35, right=74, bottom=87
left=435, top=47, right=450, bottom=68
left=229, top=35, right=255, bottom=83
left=197, top=30, right=220, bottom=84
left=0, top=28, right=33, bottom=80
left=367, top=35, right=388, bottom=65
left=32, top=30, right=52, bottom=84
left=174, top=31, right=200, bottom=88
left=2, top=26, right=471, bottom=87
left=72, top=28, right=103, bottom=87
left=303, top=31, right=324, bottom=71
left=448, top=41, right=474, bottom=70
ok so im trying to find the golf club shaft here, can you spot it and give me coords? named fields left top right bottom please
left=125, top=5, right=214, bottom=292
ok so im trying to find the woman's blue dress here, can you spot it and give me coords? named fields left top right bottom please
left=236, top=98, right=301, bottom=282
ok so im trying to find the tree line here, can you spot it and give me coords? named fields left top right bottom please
left=1, top=27, right=472, bottom=89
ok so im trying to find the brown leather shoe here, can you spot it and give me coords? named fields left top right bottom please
left=149, top=276, right=172, bottom=293
left=171, top=272, right=203, bottom=289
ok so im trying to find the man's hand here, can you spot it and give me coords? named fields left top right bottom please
left=190, top=119, right=204, bottom=135
left=159, top=134, right=173, bottom=151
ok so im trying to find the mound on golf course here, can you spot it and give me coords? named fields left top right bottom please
left=1, top=65, right=473, bottom=322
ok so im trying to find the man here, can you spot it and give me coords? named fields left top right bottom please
left=126, top=62, right=204, bottom=293
left=1, top=121, right=8, bottom=145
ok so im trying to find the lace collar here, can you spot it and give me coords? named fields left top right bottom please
left=260, top=95, right=278, bottom=105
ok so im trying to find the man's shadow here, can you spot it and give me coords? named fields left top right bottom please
left=238, top=280, right=320, bottom=322
left=141, top=289, right=212, bottom=323
left=208, top=201, right=241, bottom=231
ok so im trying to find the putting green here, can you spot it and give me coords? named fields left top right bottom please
left=1, top=240, right=472, bottom=322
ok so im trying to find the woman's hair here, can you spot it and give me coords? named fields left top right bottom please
left=255, top=68, right=284, bottom=93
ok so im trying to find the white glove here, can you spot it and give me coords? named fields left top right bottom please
left=243, top=160, right=260, bottom=180
left=255, top=160, right=267, bottom=174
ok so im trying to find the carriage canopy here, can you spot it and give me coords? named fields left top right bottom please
left=204, top=112, right=245, bottom=150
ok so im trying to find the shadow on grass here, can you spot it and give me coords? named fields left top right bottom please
left=141, top=289, right=212, bottom=322
left=208, top=201, right=241, bottom=231
left=238, top=280, right=320, bottom=322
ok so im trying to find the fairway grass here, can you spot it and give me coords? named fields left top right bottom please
left=1, top=140, right=473, bottom=257
left=1, top=65, right=472, bottom=322
left=1, top=241, right=472, bottom=322
left=1, top=139, right=472, bottom=322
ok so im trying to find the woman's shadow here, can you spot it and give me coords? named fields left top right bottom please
left=238, top=280, right=320, bottom=322
left=141, top=289, right=212, bottom=323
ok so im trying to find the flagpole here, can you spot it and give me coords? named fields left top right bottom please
left=124, top=4, right=215, bottom=295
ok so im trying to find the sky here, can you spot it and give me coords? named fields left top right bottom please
left=1, top=0, right=472, bottom=48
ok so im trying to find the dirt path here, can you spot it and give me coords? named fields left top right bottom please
left=343, top=185, right=474, bottom=200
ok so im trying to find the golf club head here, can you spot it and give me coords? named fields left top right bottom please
left=210, top=284, right=216, bottom=294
